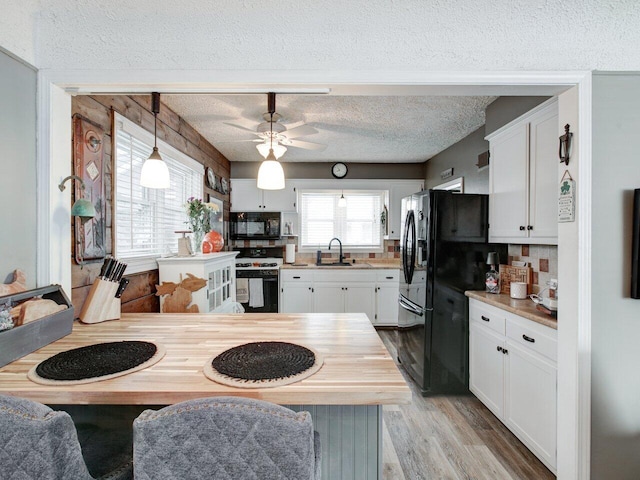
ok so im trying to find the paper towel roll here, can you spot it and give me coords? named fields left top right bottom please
left=285, top=244, right=296, bottom=263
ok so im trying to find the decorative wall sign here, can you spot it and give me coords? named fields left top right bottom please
left=73, top=115, right=106, bottom=263
left=558, top=170, right=576, bottom=223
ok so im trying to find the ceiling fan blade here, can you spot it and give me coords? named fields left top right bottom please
left=217, top=139, right=262, bottom=143
left=287, top=139, right=327, bottom=151
left=281, top=124, right=318, bottom=139
left=223, top=122, right=260, bottom=135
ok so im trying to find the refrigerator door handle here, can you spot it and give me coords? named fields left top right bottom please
left=398, top=293, right=428, bottom=317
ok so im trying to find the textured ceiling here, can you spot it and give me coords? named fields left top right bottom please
left=162, top=94, right=496, bottom=163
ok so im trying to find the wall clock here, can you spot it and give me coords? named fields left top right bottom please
left=332, top=162, right=348, bottom=179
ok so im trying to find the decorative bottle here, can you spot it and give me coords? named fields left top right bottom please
left=485, top=252, right=500, bottom=294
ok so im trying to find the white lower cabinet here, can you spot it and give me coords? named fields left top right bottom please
left=281, top=269, right=399, bottom=326
left=469, top=298, right=557, bottom=473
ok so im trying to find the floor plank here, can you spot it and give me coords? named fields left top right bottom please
left=378, top=329, right=555, bottom=480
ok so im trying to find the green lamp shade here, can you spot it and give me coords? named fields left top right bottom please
left=71, top=198, right=96, bottom=219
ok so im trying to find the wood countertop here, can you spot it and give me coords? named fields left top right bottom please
left=0, top=313, right=411, bottom=406
left=465, top=291, right=558, bottom=330
left=281, top=262, right=400, bottom=270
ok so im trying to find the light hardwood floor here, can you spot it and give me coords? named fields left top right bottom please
left=378, top=330, right=555, bottom=480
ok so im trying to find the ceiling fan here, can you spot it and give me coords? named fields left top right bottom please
left=227, top=92, right=327, bottom=158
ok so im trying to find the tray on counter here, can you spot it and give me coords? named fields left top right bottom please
left=0, top=285, right=74, bottom=367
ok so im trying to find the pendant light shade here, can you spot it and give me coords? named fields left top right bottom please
left=257, top=93, right=286, bottom=190
left=140, top=92, right=170, bottom=189
left=58, top=174, right=96, bottom=220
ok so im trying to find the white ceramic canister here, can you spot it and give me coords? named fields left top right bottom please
left=510, top=281, right=528, bottom=299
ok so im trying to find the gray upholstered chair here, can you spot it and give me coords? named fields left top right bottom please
left=133, top=396, right=321, bottom=480
left=0, top=394, right=132, bottom=480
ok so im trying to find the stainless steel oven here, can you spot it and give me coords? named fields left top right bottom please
left=235, top=248, right=282, bottom=313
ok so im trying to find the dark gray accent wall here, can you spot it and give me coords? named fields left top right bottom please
left=231, top=162, right=425, bottom=180
left=424, top=127, right=488, bottom=193
left=485, top=96, right=550, bottom=136
left=0, top=50, right=36, bottom=286
left=591, top=73, right=640, bottom=480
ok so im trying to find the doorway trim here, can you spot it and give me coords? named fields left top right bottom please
left=37, top=69, right=592, bottom=479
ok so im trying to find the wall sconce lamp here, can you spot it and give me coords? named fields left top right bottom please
left=58, top=175, right=96, bottom=220
left=559, top=124, right=573, bottom=166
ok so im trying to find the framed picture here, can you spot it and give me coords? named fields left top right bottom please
left=208, top=195, right=224, bottom=236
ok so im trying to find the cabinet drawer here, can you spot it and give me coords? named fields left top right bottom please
left=506, top=314, right=557, bottom=362
left=280, top=270, right=313, bottom=282
left=469, top=300, right=506, bottom=335
left=376, top=270, right=400, bottom=282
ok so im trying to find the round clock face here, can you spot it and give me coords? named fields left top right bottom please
left=332, top=162, right=348, bottom=179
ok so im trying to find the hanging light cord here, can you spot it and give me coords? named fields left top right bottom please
left=152, top=92, right=160, bottom=150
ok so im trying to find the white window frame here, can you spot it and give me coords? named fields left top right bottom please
left=113, top=113, right=204, bottom=274
left=298, top=189, right=386, bottom=253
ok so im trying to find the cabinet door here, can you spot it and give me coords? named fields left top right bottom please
left=528, top=108, right=559, bottom=243
left=280, top=282, right=313, bottom=313
left=264, top=184, right=296, bottom=212
left=344, top=283, right=376, bottom=323
left=230, top=179, right=263, bottom=211
left=375, top=284, right=399, bottom=326
left=313, top=284, right=344, bottom=313
left=489, top=123, right=529, bottom=241
left=504, top=340, right=557, bottom=470
left=469, top=324, right=505, bottom=419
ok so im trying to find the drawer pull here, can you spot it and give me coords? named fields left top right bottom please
left=293, top=276, right=301, bottom=279
left=481, top=315, right=490, bottom=322
left=386, top=276, right=394, bottom=279
left=497, top=346, right=502, bottom=352
left=522, top=334, right=536, bottom=343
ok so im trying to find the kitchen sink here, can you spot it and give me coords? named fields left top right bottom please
left=316, top=262, right=352, bottom=267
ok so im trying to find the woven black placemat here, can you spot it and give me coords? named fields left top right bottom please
left=34, top=341, right=158, bottom=381
left=211, top=341, right=316, bottom=381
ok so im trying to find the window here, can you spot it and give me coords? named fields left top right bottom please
left=114, top=114, right=203, bottom=269
left=299, top=190, right=385, bottom=251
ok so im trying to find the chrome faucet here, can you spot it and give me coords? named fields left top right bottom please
left=328, top=237, right=344, bottom=264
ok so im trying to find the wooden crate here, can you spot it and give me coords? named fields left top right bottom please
left=0, top=285, right=74, bottom=367
left=498, top=265, right=533, bottom=296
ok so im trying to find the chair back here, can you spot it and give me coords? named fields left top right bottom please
left=134, top=396, right=319, bottom=480
left=0, top=394, right=94, bottom=479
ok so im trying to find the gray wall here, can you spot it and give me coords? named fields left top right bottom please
left=424, top=127, right=488, bottom=193
left=231, top=162, right=425, bottom=179
left=485, top=96, right=550, bottom=136
left=0, top=50, right=36, bottom=287
left=424, top=97, right=550, bottom=192
left=591, top=73, right=640, bottom=479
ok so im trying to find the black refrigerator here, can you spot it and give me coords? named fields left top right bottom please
left=397, top=190, right=507, bottom=395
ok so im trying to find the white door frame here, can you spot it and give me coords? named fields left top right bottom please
left=36, top=69, right=592, bottom=479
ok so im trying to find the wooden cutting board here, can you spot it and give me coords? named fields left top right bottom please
left=499, top=265, right=533, bottom=295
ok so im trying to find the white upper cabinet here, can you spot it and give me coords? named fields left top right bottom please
left=487, top=98, right=558, bottom=244
left=230, top=179, right=296, bottom=212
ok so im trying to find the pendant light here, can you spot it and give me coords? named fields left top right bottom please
left=257, top=93, right=285, bottom=190
left=338, top=191, right=347, bottom=208
left=140, top=92, right=170, bottom=189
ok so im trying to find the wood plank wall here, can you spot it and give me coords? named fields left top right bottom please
left=71, top=95, right=231, bottom=316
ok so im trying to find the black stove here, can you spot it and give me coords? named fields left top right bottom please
left=234, top=247, right=282, bottom=313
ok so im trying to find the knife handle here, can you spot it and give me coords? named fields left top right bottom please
left=115, top=278, right=130, bottom=298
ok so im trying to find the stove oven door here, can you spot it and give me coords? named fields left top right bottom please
left=235, top=269, right=279, bottom=313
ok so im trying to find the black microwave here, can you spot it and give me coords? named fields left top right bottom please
left=230, top=212, right=282, bottom=240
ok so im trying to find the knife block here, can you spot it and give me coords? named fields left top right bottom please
left=79, top=278, right=121, bottom=324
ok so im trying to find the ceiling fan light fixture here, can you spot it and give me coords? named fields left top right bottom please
left=256, top=141, right=287, bottom=159
left=257, top=158, right=285, bottom=190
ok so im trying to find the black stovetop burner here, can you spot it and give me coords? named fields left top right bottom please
left=235, top=247, right=283, bottom=259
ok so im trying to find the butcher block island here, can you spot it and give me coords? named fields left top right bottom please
left=0, top=312, right=411, bottom=480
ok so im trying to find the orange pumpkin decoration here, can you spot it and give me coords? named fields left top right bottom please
left=202, top=231, right=224, bottom=253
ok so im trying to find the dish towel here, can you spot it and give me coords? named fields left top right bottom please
left=236, top=278, right=249, bottom=304
left=249, top=278, right=264, bottom=308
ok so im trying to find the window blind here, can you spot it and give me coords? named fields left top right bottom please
left=114, top=115, right=203, bottom=259
left=299, top=190, right=384, bottom=250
